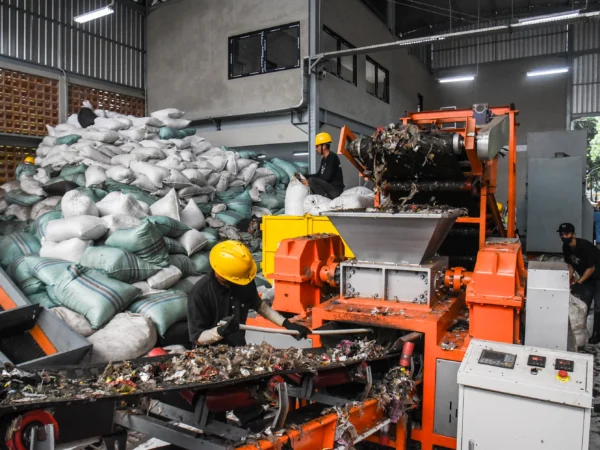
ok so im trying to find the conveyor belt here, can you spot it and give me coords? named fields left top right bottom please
left=0, top=333, right=45, bottom=363
left=0, top=349, right=399, bottom=415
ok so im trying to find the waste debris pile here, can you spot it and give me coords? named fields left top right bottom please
left=0, top=340, right=387, bottom=406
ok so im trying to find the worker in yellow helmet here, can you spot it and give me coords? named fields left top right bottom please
left=24, top=156, right=36, bottom=164
left=301, top=132, right=345, bottom=199
left=187, top=240, right=311, bottom=347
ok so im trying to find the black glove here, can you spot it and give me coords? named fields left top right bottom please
left=283, top=319, right=311, bottom=340
left=217, top=315, right=239, bottom=337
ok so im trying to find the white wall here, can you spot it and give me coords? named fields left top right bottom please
left=147, top=0, right=308, bottom=119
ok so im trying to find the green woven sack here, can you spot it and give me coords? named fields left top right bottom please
left=0, top=232, right=41, bottom=268
left=164, top=237, right=187, bottom=255
left=31, top=211, right=63, bottom=240
left=56, top=134, right=81, bottom=146
left=168, top=254, right=199, bottom=278
left=60, top=165, right=88, bottom=177
left=6, top=189, right=44, bottom=206
left=105, top=221, right=169, bottom=267
left=190, top=252, right=211, bottom=273
left=146, top=216, right=190, bottom=238
left=27, top=257, right=71, bottom=286
left=79, top=246, right=160, bottom=283
left=128, top=290, right=187, bottom=336
left=27, top=291, right=57, bottom=309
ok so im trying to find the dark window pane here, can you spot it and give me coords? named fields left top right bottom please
left=378, top=67, right=388, bottom=101
left=231, top=34, right=262, bottom=77
left=322, top=30, right=338, bottom=74
left=340, top=42, right=355, bottom=83
left=366, top=59, right=376, bottom=96
left=265, top=26, right=299, bottom=71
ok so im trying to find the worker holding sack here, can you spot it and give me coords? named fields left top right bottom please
left=187, top=240, right=311, bottom=347
left=301, top=132, right=345, bottom=199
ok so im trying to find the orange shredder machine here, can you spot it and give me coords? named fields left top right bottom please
left=248, top=105, right=526, bottom=450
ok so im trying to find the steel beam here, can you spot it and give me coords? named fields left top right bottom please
left=308, top=0, right=320, bottom=173
left=566, top=24, right=574, bottom=130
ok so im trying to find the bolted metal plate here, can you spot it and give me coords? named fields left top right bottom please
left=323, top=211, right=460, bottom=264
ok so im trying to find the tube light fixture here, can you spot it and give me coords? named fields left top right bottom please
left=438, top=75, right=475, bottom=84
left=527, top=67, right=569, bottom=77
left=74, top=1, right=114, bottom=23
left=518, top=10, right=580, bottom=25
left=293, top=152, right=309, bottom=156
left=257, top=154, right=267, bottom=159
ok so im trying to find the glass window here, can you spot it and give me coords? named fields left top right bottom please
left=229, top=23, right=300, bottom=79
left=322, top=26, right=357, bottom=86
left=366, top=56, right=389, bottom=103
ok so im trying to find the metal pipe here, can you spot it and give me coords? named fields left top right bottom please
left=307, top=11, right=600, bottom=61
left=238, top=324, right=373, bottom=336
left=335, top=419, right=392, bottom=450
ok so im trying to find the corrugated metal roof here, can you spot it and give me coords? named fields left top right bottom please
left=0, top=0, right=145, bottom=89
left=573, top=53, right=600, bottom=115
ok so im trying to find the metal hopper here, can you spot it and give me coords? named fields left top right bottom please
left=322, top=210, right=461, bottom=264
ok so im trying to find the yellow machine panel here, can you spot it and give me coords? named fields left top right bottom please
left=261, top=215, right=355, bottom=281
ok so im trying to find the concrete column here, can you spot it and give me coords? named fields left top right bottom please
left=308, top=0, right=320, bottom=173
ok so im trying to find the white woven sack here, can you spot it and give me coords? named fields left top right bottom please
left=94, top=117, right=129, bottom=131
left=251, top=206, right=272, bottom=218
left=130, top=173, right=158, bottom=192
left=303, top=195, right=331, bottom=215
left=62, top=190, right=99, bottom=218
left=164, top=169, right=192, bottom=188
left=20, top=178, right=46, bottom=197
left=131, top=281, right=165, bottom=297
left=225, top=153, right=238, bottom=175
left=191, top=141, right=212, bottom=155
left=151, top=108, right=185, bottom=120
left=42, top=136, right=57, bottom=146
left=96, top=192, right=148, bottom=219
left=169, top=139, right=191, bottom=149
left=82, top=130, right=120, bottom=143
left=131, top=117, right=165, bottom=127
left=52, top=307, right=94, bottom=337
left=111, top=154, right=142, bottom=168
left=45, top=216, right=107, bottom=242
left=101, top=214, right=142, bottom=236
left=285, top=177, right=310, bottom=216
left=150, top=188, right=180, bottom=221
left=130, top=161, right=170, bottom=188
left=87, top=312, right=157, bottom=363
left=85, top=166, right=107, bottom=187
left=161, top=117, right=191, bottom=129
left=106, top=166, right=134, bottom=184
left=180, top=200, right=205, bottom=230
left=328, top=194, right=372, bottom=211
left=211, top=204, right=226, bottom=214
left=182, top=169, right=207, bottom=186
left=132, top=147, right=166, bottom=161
left=119, top=128, right=145, bottom=142
left=177, top=229, right=208, bottom=256
left=156, top=156, right=186, bottom=171
left=5, top=205, right=31, bottom=221
left=140, top=140, right=167, bottom=149
left=147, top=265, right=183, bottom=290
left=40, top=238, right=92, bottom=262
left=80, top=146, right=113, bottom=164
left=341, top=187, right=374, bottom=198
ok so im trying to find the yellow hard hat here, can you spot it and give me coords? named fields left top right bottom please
left=315, top=132, right=332, bottom=146
left=497, top=202, right=504, bottom=213
left=209, top=240, right=257, bottom=285
left=24, top=156, right=35, bottom=164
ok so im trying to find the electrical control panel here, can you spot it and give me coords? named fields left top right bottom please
left=527, top=354, right=546, bottom=368
left=478, top=349, right=517, bottom=369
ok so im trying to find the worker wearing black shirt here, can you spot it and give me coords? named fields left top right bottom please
left=303, top=132, right=345, bottom=199
left=559, top=222, right=600, bottom=343
left=187, top=240, right=311, bottom=347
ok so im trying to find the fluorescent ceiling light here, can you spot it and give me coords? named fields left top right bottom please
left=293, top=152, right=309, bottom=156
left=438, top=76, right=475, bottom=84
left=74, top=2, right=114, bottom=23
left=257, top=154, right=266, bottom=159
left=518, top=10, right=580, bottom=25
left=527, top=67, right=569, bottom=77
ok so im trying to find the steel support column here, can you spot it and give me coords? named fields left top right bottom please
left=566, top=24, right=574, bottom=130
left=308, top=0, right=320, bottom=173
left=387, top=0, right=396, bottom=36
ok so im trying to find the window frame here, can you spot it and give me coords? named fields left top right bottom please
left=228, top=22, right=301, bottom=79
left=322, top=25, right=357, bottom=86
left=365, top=56, right=390, bottom=103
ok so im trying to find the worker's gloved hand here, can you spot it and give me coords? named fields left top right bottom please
left=283, top=319, right=311, bottom=340
left=217, top=315, right=239, bottom=337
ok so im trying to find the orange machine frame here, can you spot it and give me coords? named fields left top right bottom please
left=338, top=105, right=519, bottom=249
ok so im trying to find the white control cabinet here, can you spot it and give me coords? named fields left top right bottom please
left=457, top=339, right=593, bottom=450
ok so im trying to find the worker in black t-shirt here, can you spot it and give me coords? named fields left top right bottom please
left=303, top=132, right=345, bottom=199
left=559, top=222, right=600, bottom=343
left=187, top=240, right=311, bottom=347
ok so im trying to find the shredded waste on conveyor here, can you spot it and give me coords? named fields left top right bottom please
left=0, top=340, right=389, bottom=406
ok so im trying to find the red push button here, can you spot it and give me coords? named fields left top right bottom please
left=558, top=370, right=568, bottom=378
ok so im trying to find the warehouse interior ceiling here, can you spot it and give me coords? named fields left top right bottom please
left=363, top=0, right=600, bottom=36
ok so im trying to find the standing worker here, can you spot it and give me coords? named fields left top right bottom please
left=558, top=222, right=600, bottom=343
left=302, top=132, right=345, bottom=199
left=188, top=240, right=312, bottom=346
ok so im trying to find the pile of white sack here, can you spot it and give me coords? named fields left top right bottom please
left=284, top=175, right=374, bottom=216
left=0, top=105, right=312, bottom=362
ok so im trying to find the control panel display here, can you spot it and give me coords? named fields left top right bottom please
left=478, top=350, right=517, bottom=369
left=527, top=355, right=547, bottom=368
left=555, top=358, right=574, bottom=372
